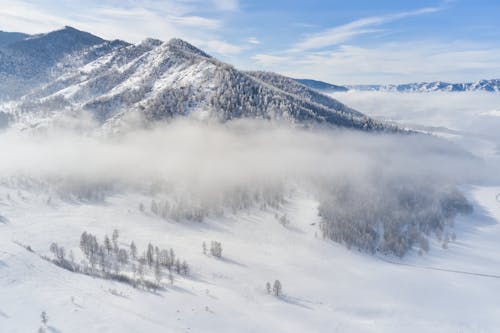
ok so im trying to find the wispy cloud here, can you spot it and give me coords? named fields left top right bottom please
left=252, top=54, right=289, bottom=66
left=247, top=37, right=260, bottom=45
left=291, top=7, right=442, bottom=52
left=274, top=41, right=500, bottom=84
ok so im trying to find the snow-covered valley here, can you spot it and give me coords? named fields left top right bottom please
left=1, top=91, right=500, bottom=333
left=1, top=25, right=500, bottom=333
left=2, top=180, right=500, bottom=332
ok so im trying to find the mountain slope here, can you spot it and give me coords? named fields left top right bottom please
left=0, top=31, right=30, bottom=48
left=0, top=27, right=129, bottom=99
left=5, top=30, right=390, bottom=131
left=295, top=78, right=348, bottom=92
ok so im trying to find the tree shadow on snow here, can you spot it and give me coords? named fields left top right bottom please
left=167, top=284, right=196, bottom=296
left=279, top=295, right=313, bottom=310
left=0, top=215, right=8, bottom=224
left=217, top=256, right=247, bottom=268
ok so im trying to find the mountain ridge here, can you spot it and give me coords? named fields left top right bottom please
left=0, top=27, right=394, bottom=132
left=296, top=77, right=500, bottom=93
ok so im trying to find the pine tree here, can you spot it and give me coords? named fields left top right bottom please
left=266, top=282, right=271, bottom=294
left=104, top=235, right=112, bottom=254
left=154, top=260, right=162, bottom=287
left=112, top=229, right=119, bottom=254
left=272, top=280, right=282, bottom=297
left=41, top=311, right=48, bottom=325
left=181, top=261, right=189, bottom=275
left=146, top=243, right=154, bottom=267
left=130, top=241, right=137, bottom=259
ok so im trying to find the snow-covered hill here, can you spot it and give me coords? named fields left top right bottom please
left=294, top=78, right=349, bottom=93
left=0, top=27, right=388, bottom=132
left=1, top=175, right=500, bottom=333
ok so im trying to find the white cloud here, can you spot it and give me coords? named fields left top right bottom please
left=277, top=42, right=500, bottom=84
left=171, top=15, right=221, bottom=29
left=200, top=39, right=245, bottom=55
left=212, top=0, right=239, bottom=11
left=247, top=37, right=260, bottom=45
left=251, top=54, right=289, bottom=66
left=291, top=7, right=442, bottom=52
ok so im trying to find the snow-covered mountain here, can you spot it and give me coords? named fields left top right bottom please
left=0, top=27, right=390, bottom=131
left=0, top=27, right=131, bottom=99
left=0, top=31, right=30, bottom=48
left=297, top=78, right=500, bottom=93
left=348, top=80, right=500, bottom=92
left=294, top=78, right=348, bottom=92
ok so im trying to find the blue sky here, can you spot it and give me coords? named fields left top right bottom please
left=1, top=0, right=499, bottom=84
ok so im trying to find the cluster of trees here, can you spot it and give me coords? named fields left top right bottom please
left=276, top=213, right=290, bottom=227
left=46, top=229, right=190, bottom=291
left=146, top=184, right=286, bottom=222
left=201, top=241, right=223, bottom=258
left=266, top=280, right=282, bottom=297
left=209, top=241, right=222, bottom=258
left=56, top=181, right=111, bottom=202
left=317, top=180, right=473, bottom=257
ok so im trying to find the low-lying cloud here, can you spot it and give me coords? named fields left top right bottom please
left=0, top=116, right=492, bottom=256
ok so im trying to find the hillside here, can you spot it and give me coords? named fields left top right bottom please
left=0, top=27, right=389, bottom=131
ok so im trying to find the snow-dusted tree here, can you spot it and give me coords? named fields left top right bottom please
left=146, top=243, right=154, bottom=268
left=159, top=249, right=170, bottom=268
left=266, top=282, right=271, bottom=294
left=129, top=241, right=137, bottom=259
left=202, top=242, right=207, bottom=255
left=151, top=200, right=158, bottom=215
left=41, top=311, right=48, bottom=325
left=210, top=241, right=222, bottom=258
left=272, top=280, right=282, bottom=297
left=169, top=248, right=176, bottom=267
left=112, top=261, right=120, bottom=275
left=138, top=261, right=145, bottom=282
left=49, top=242, right=59, bottom=258
left=168, top=270, right=174, bottom=285
left=104, top=235, right=112, bottom=254
left=279, top=214, right=290, bottom=227
left=175, top=259, right=181, bottom=274
left=131, top=262, right=137, bottom=280
left=112, top=229, right=119, bottom=254
left=57, top=246, right=65, bottom=262
left=154, top=260, right=162, bottom=287
left=69, top=250, right=75, bottom=269
left=117, top=248, right=129, bottom=265
left=181, top=261, right=189, bottom=276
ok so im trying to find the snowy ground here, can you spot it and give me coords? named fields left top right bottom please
left=2, top=92, right=500, bottom=333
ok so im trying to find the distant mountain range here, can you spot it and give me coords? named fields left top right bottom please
left=0, top=27, right=389, bottom=132
left=294, top=79, right=348, bottom=92
left=296, top=78, right=500, bottom=93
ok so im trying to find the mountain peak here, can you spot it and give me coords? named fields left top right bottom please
left=23, top=26, right=104, bottom=44
left=166, top=38, right=211, bottom=58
